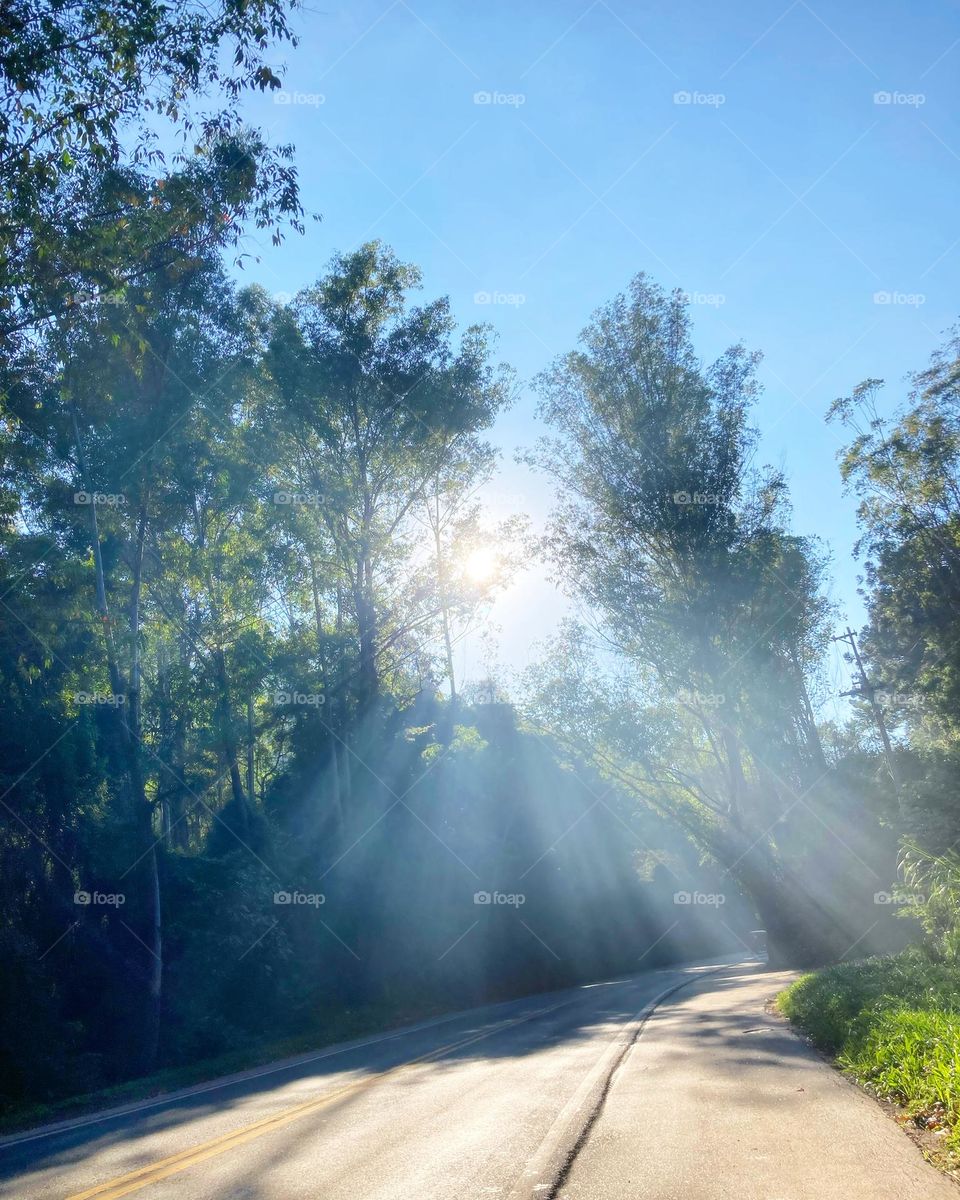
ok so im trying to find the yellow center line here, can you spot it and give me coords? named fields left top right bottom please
left=66, top=999, right=575, bottom=1200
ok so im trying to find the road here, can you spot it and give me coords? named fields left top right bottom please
left=0, top=961, right=954, bottom=1200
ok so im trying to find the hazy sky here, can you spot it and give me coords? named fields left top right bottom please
left=233, top=0, right=960, bottom=712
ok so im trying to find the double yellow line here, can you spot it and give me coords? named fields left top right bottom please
left=67, top=1000, right=572, bottom=1200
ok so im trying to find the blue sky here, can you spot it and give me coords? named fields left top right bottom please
left=235, top=0, right=960, bottom=710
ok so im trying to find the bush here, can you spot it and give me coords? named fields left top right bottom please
left=899, top=841, right=960, bottom=962
left=779, top=949, right=960, bottom=1151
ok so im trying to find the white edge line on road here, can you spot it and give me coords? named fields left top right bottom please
left=0, top=959, right=739, bottom=1152
left=0, top=1005, right=510, bottom=1149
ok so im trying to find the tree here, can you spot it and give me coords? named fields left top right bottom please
left=526, top=274, right=888, bottom=965
left=0, top=0, right=302, bottom=294
left=830, top=329, right=960, bottom=964
left=830, top=332, right=960, bottom=762
left=421, top=443, right=524, bottom=703
left=265, top=243, right=511, bottom=710
left=0, top=245, right=758, bottom=1113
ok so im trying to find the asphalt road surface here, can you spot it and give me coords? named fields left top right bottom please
left=0, top=961, right=954, bottom=1200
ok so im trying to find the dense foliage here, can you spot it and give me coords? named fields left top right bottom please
left=830, top=335, right=960, bottom=959
left=523, top=277, right=902, bottom=966
left=0, top=0, right=303, bottom=346
left=2, top=0, right=958, bottom=1128
left=780, top=951, right=960, bottom=1154
left=0, top=1, right=749, bottom=1118
left=0, top=240, right=750, bottom=1115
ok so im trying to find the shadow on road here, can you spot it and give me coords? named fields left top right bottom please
left=0, top=960, right=793, bottom=1197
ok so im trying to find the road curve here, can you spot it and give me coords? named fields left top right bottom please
left=0, top=960, right=952, bottom=1200
left=562, top=962, right=960, bottom=1200
left=0, top=961, right=725, bottom=1200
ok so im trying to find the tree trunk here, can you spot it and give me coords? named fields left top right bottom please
left=127, top=502, right=162, bottom=1068
left=206, top=585, right=249, bottom=836
left=170, top=635, right=192, bottom=851
left=141, top=844, right=162, bottom=1069
left=71, top=406, right=161, bottom=1071
left=354, top=555, right=379, bottom=708
left=246, top=695, right=256, bottom=807
left=330, top=734, right=344, bottom=833
left=433, top=513, right=457, bottom=703
left=719, top=832, right=860, bottom=967
left=790, top=647, right=827, bottom=773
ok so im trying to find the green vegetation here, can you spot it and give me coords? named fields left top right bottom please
left=0, top=996, right=454, bottom=1136
left=521, top=279, right=895, bottom=968
left=773, top=362, right=960, bottom=1162
left=2, top=0, right=960, bottom=1136
left=779, top=951, right=960, bottom=1153
left=1, top=11, right=758, bottom=1110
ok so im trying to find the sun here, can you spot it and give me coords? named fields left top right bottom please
left=464, top=545, right=498, bottom=584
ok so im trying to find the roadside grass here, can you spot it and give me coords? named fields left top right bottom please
left=778, top=949, right=960, bottom=1156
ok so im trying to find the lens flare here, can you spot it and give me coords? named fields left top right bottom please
left=465, top=546, right=497, bottom=583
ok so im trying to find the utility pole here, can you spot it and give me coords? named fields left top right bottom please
left=833, top=627, right=900, bottom=789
